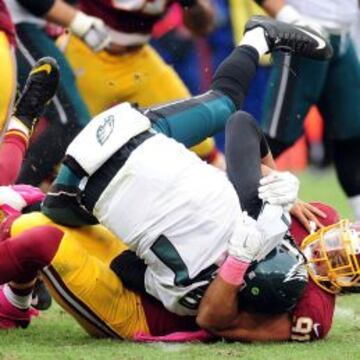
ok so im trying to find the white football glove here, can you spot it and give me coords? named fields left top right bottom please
left=228, top=212, right=264, bottom=263
left=70, top=11, right=111, bottom=52
left=254, top=203, right=291, bottom=261
left=258, top=170, right=299, bottom=209
left=276, top=4, right=329, bottom=40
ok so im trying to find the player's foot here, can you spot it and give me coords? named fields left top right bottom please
left=13, top=57, right=60, bottom=132
left=31, top=279, right=52, bottom=311
left=0, top=286, right=39, bottom=329
left=244, top=15, right=333, bottom=60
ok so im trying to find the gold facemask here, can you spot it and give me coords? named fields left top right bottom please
left=301, top=220, right=360, bottom=294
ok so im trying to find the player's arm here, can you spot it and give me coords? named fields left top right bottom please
left=17, top=0, right=110, bottom=52
left=181, top=0, right=215, bottom=36
left=197, top=269, right=292, bottom=341
left=258, top=133, right=326, bottom=232
left=42, top=162, right=98, bottom=227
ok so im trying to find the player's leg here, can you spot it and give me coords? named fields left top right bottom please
left=261, top=53, right=327, bottom=157
left=318, top=35, right=360, bottom=219
left=14, top=23, right=90, bottom=186
left=225, top=110, right=293, bottom=258
left=42, top=17, right=333, bottom=226
left=225, top=111, right=269, bottom=218
left=149, top=17, right=333, bottom=149
left=0, top=30, right=16, bottom=135
left=147, top=45, right=260, bottom=148
left=41, top=224, right=150, bottom=339
left=0, top=225, right=61, bottom=329
left=0, top=57, right=60, bottom=185
left=41, top=31, right=262, bottom=226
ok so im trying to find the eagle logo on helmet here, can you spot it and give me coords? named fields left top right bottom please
left=284, top=261, right=308, bottom=283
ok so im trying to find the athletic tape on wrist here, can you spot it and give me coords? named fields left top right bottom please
left=219, top=256, right=250, bottom=286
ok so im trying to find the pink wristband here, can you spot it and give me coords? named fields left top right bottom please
left=219, top=256, right=250, bottom=286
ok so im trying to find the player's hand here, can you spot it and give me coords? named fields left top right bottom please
left=258, top=170, right=299, bottom=209
left=290, top=199, right=327, bottom=233
left=228, top=212, right=264, bottom=263
left=70, top=11, right=111, bottom=52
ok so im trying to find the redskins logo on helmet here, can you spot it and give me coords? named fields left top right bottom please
left=301, top=219, right=360, bottom=294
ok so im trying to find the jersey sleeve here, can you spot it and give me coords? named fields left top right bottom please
left=42, top=163, right=98, bottom=227
left=290, top=280, right=336, bottom=341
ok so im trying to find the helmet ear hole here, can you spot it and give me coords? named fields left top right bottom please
left=239, top=241, right=308, bottom=314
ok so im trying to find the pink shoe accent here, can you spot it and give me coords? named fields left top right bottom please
left=133, top=329, right=214, bottom=343
left=0, top=286, right=39, bottom=330
left=11, top=185, right=45, bottom=205
left=0, top=204, right=21, bottom=217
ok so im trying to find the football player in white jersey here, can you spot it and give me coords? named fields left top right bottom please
left=43, top=17, right=332, bottom=315
left=257, top=0, right=360, bottom=222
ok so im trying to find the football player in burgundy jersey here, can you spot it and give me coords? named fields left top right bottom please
left=0, top=189, right=351, bottom=343
left=197, top=202, right=340, bottom=342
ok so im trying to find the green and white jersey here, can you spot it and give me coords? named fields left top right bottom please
left=94, top=133, right=244, bottom=316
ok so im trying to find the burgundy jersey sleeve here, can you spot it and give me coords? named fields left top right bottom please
left=291, top=280, right=335, bottom=341
left=0, top=0, right=16, bottom=46
left=289, top=202, right=338, bottom=341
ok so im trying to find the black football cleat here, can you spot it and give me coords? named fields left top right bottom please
left=244, top=15, right=333, bottom=61
left=13, top=56, right=60, bottom=132
left=31, top=279, right=52, bottom=311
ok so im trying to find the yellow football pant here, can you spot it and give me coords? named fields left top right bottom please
left=0, top=31, right=16, bottom=135
left=11, top=212, right=150, bottom=340
left=63, top=35, right=215, bottom=157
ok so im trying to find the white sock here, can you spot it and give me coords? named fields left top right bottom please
left=349, top=195, right=360, bottom=220
left=239, top=27, right=269, bottom=57
left=3, top=284, right=32, bottom=310
left=7, top=116, right=30, bottom=137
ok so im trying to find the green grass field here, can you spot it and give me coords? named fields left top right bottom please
left=1, top=169, right=360, bottom=360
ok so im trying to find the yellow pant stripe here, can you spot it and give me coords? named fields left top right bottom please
left=43, top=266, right=121, bottom=339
